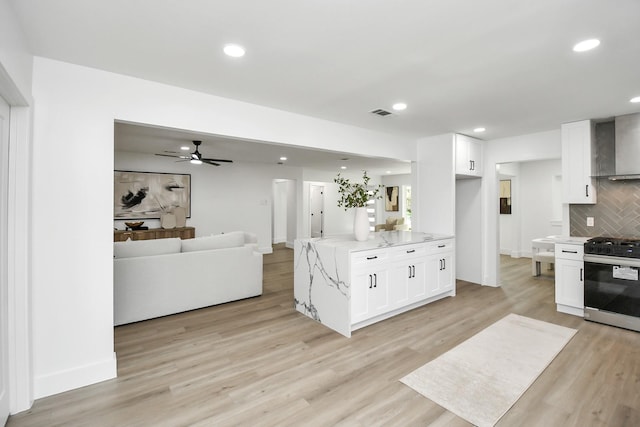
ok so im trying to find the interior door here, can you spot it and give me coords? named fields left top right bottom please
left=0, top=95, right=11, bottom=424
left=309, top=185, right=324, bottom=238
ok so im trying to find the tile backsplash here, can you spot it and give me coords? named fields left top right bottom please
left=570, top=120, right=640, bottom=238
left=570, top=178, right=640, bottom=238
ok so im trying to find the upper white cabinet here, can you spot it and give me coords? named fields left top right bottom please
left=561, top=120, right=596, bottom=204
left=455, top=134, right=483, bottom=178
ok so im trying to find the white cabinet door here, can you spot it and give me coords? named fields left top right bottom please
left=425, top=239, right=455, bottom=296
left=390, top=257, right=427, bottom=306
left=561, top=120, right=596, bottom=204
left=438, top=252, right=454, bottom=293
left=455, top=134, right=482, bottom=177
left=390, top=243, right=428, bottom=306
left=555, top=258, right=584, bottom=309
left=351, top=267, right=389, bottom=323
left=351, top=250, right=389, bottom=324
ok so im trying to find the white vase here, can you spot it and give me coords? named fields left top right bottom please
left=353, top=206, right=370, bottom=241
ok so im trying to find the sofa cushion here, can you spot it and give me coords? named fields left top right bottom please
left=114, top=237, right=181, bottom=259
left=181, top=231, right=245, bottom=253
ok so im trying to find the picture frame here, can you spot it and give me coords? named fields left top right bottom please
left=385, top=186, right=399, bottom=211
left=114, top=170, right=191, bottom=220
left=499, top=179, right=511, bottom=214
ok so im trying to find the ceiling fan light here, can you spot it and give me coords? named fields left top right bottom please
left=190, top=159, right=202, bottom=165
left=573, top=38, right=600, bottom=52
left=224, top=44, right=245, bottom=58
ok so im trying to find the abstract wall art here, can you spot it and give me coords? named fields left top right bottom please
left=114, top=170, right=191, bottom=219
left=385, top=186, right=399, bottom=211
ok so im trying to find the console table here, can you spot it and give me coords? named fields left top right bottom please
left=114, top=226, right=195, bottom=242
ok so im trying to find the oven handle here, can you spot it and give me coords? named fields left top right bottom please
left=584, top=254, right=640, bottom=268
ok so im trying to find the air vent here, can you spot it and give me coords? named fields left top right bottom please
left=370, top=109, right=392, bottom=117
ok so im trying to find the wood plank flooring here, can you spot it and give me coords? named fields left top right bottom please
left=8, top=248, right=640, bottom=426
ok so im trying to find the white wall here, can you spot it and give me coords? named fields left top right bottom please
left=414, top=134, right=455, bottom=234
left=456, top=178, right=482, bottom=283
left=30, top=57, right=414, bottom=398
left=482, top=130, right=561, bottom=286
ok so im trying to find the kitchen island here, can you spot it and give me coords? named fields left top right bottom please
left=294, top=231, right=455, bottom=337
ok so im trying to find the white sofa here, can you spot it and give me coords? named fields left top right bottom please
left=113, top=231, right=263, bottom=326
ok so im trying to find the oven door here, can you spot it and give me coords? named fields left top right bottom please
left=584, top=255, right=640, bottom=329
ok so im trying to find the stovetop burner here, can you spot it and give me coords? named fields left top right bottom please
left=585, top=237, right=640, bottom=258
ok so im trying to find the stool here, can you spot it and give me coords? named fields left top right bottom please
left=531, top=238, right=555, bottom=276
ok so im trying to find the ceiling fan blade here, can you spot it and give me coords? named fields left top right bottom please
left=202, top=159, right=220, bottom=166
left=202, top=157, right=233, bottom=163
left=156, top=153, right=190, bottom=159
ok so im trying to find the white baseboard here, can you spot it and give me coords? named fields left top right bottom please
left=259, top=245, right=274, bottom=254
left=34, top=353, right=117, bottom=399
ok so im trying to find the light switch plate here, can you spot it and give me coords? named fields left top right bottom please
left=587, top=217, right=594, bottom=227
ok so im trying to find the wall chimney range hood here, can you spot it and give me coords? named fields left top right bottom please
left=610, top=112, right=640, bottom=180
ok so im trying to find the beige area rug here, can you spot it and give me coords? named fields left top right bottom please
left=400, top=313, right=577, bottom=427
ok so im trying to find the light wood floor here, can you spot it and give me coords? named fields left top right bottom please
left=8, top=249, right=640, bottom=426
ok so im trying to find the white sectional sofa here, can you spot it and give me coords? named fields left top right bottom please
left=113, top=231, right=263, bottom=325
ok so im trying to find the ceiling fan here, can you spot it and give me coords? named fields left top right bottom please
left=155, top=140, right=233, bottom=166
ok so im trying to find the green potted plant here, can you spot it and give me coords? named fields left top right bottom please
left=334, top=170, right=382, bottom=241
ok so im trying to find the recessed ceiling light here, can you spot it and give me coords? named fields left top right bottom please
left=474, top=127, right=486, bottom=133
left=180, top=146, right=190, bottom=151
left=386, top=171, right=392, bottom=174
left=224, top=44, right=245, bottom=58
left=392, top=103, right=407, bottom=111
left=341, top=166, right=347, bottom=170
left=280, top=156, right=287, bottom=161
left=631, top=96, right=640, bottom=103
left=573, top=39, right=600, bottom=52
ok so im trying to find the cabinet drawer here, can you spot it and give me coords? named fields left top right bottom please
left=391, top=243, right=426, bottom=260
left=555, top=244, right=584, bottom=261
left=425, top=239, right=454, bottom=254
left=351, top=249, right=388, bottom=267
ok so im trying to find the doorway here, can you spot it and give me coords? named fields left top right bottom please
left=496, top=160, right=563, bottom=284
left=272, top=179, right=297, bottom=247
left=309, top=184, right=324, bottom=238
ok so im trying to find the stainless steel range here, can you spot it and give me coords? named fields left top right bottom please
left=584, top=237, right=640, bottom=332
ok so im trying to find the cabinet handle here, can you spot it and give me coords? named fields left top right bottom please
left=580, top=268, right=583, bottom=282
left=412, top=265, right=416, bottom=278
left=369, top=274, right=372, bottom=289
left=367, top=256, right=378, bottom=260
left=373, top=273, right=377, bottom=288
left=562, top=249, right=578, bottom=254
left=442, top=258, right=446, bottom=270
left=439, top=259, right=442, bottom=271
left=408, top=266, right=412, bottom=279
left=406, top=249, right=415, bottom=253
left=585, top=185, right=589, bottom=197
left=438, top=244, right=445, bottom=248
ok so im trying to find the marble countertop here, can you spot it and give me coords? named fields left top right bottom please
left=298, top=230, right=453, bottom=252
left=532, top=236, right=590, bottom=245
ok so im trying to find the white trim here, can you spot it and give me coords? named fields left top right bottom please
left=7, top=107, right=33, bottom=414
left=34, top=353, right=117, bottom=399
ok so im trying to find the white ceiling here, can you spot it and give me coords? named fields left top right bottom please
left=10, top=0, right=640, bottom=171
